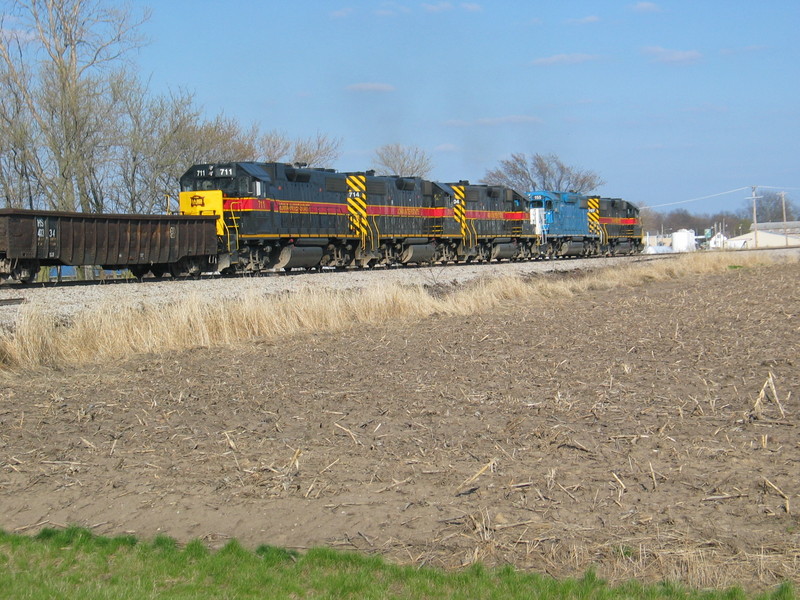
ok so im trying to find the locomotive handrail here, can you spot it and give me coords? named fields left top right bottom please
left=368, top=214, right=381, bottom=252
left=225, top=200, right=242, bottom=252
left=467, top=219, right=478, bottom=249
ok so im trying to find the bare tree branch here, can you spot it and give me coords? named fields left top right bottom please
left=371, top=143, right=433, bottom=177
left=482, top=152, right=604, bottom=194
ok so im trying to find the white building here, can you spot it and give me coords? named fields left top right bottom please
left=725, top=230, right=800, bottom=249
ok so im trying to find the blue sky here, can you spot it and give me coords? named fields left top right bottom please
left=134, top=1, right=799, bottom=214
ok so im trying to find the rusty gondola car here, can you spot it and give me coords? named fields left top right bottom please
left=0, top=209, right=219, bottom=282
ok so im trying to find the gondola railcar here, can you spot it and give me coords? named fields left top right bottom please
left=0, top=208, right=218, bottom=282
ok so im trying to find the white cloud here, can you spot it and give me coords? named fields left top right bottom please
left=435, top=143, right=459, bottom=152
left=568, top=15, right=600, bottom=24
left=460, top=3, right=482, bottom=12
left=422, top=2, right=453, bottom=12
left=632, top=2, right=661, bottom=12
left=478, top=115, right=542, bottom=126
left=445, top=115, right=541, bottom=127
left=329, top=7, right=353, bottom=18
left=0, top=26, right=37, bottom=43
left=532, top=53, right=601, bottom=66
left=346, top=82, right=396, bottom=92
left=643, top=46, right=702, bottom=64
left=374, top=3, right=411, bottom=17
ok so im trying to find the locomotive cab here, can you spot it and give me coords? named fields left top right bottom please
left=179, top=162, right=274, bottom=242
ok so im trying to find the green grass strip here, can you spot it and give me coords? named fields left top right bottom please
left=0, top=527, right=795, bottom=599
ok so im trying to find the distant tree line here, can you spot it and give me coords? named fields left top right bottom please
left=639, top=192, right=798, bottom=237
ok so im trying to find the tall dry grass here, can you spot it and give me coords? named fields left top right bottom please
left=0, top=251, right=794, bottom=370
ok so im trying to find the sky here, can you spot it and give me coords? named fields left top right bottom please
left=132, top=1, right=800, bottom=215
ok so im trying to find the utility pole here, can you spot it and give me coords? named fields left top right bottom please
left=751, top=186, right=761, bottom=249
left=780, top=191, right=788, bottom=247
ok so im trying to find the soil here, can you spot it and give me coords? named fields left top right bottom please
left=1, top=259, right=798, bottom=591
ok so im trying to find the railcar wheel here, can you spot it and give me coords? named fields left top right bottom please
left=129, top=265, right=148, bottom=280
left=11, top=260, right=39, bottom=283
left=151, top=265, right=166, bottom=279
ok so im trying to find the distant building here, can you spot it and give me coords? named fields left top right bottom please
left=726, top=230, right=800, bottom=249
left=708, top=232, right=727, bottom=249
left=751, top=221, right=800, bottom=235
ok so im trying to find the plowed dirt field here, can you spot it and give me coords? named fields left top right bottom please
left=1, top=258, right=798, bottom=590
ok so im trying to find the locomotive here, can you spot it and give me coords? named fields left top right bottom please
left=0, top=161, right=642, bottom=282
left=176, top=162, right=643, bottom=275
left=528, top=190, right=643, bottom=257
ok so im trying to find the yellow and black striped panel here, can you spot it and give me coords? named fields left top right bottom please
left=452, top=185, right=467, bottom=237
left=587, top=196, right=604, bottom=242
left=346, top=175, right=369, bottom=244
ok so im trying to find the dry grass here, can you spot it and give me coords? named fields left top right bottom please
left=0, top=251, right=794, bottom=370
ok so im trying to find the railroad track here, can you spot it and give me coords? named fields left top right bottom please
left=2, top=252, right=652, bottom=289
left=0, top=297, right=26, bottom=306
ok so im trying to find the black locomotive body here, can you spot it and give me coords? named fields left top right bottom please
left=178, top=162, right=552, bottom=273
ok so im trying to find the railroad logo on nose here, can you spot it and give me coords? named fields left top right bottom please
left=190, top=195, right=205, bottom=207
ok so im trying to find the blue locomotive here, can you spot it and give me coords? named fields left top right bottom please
left=528, top=190, right=643, bottom=257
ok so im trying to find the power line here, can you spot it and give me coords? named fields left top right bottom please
left=755, top=185, right=800, bottom=191
left=648, top=187, right=749, bottom=208
left=648, top=184, right=798, bottom=209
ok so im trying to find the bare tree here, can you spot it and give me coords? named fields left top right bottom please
left=482, top=152, right=604, bottom=193
left=257, top=130, right=293, bottom=163
left=635, top=202, right=660, bottom=234
left=105, top=76, right=208, bottom=213
left=0, top=0, right=149, bottom=211
left=292, top=132, right=342, bottom=167
left=254, top=130, right=342, bottom=167
left=739, top=191, right=797, bottom=224
left=0, top=68, right=43, bottom=208
left=371, top=143, right=433, bottom=177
